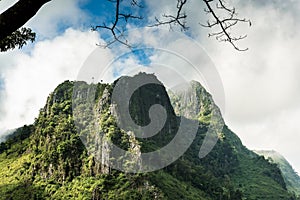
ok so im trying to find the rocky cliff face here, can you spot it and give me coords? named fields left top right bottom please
left=169, top=80, right=223, bottom=125
left=0, top=73, right=298, bottom=199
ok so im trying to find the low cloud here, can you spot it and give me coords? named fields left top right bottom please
left=197, top=0, right=300, bottom=172
left=144, top=0, right=300, bottom=173
left=1, top=0, right=300, bottom=174
left=0, top=28, right=109, bottom=130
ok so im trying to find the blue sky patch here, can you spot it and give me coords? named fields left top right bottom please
left=132, top=48, right=154, bottom=66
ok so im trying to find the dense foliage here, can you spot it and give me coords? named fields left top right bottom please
left=0, top=74, right=299, bottom=199
left=256, top=150, right=300, bottom=197
left=0, top=27, right=35, bottom=52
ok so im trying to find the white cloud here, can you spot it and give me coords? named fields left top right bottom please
left=198, top=1, right=300, bottom=173
left=0, top=0, right=88, bottom=38
left=1, top=0, right=300, bottom=174
left=0, top=0, right=18, bottom=13
left=0, top=28, right=111, bottom=130
left=26, top=0, right=89, bottom=38
left=144, top=0, right=300, bottom=173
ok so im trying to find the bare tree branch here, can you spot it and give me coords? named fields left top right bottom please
left=148, top=0, right=188, bottom=31
left=91, top=0, right=142, bottom=48
left=119, top=13, right=142, bottom=22
left=0, top=0, right=250, bottom=51
left=95, top=0, right=250, bottom=51
left=201, top=0, right=251, bottom=51
left=131, top=0, right=144, bottom=8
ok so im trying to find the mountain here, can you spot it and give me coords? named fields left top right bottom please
left=255, top=150, right=300, bottom=196
left=0, top=73, right=299, bottom=199
left=0, top=129, right=17, bottom=143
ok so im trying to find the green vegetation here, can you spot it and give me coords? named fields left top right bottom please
left=0, top=74, right=299, bottom=199
left=0, top=27, right=35, bottom=52
left=256, top=150, right=300, bottom=197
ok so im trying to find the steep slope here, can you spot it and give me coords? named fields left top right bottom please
left=0, top=129, right=17, bottom=143
left=168, top=80, right=293, bottom=199
left=256, top=150, right=300, bottom=196
left=0, top=73, right=298, bottom=199
left=0, top=80, right=163, bottom=199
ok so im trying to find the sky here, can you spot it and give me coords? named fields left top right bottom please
left=0, top=0, right=300, bottom=173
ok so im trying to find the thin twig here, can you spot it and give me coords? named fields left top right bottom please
left=148, top=0, right=188, bottom=31
left=201, top=0, right=251, bottom=51
left=93, top=0, right=250, bottom=51
left=91, top=0, right=142, bottom=48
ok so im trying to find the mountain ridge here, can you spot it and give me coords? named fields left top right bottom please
left=255, top=150, right=300, bottom=196
left=0, top=73, right=298, bottom=199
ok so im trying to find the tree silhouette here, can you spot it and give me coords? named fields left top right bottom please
left=0, top=0, right=250, bottom=51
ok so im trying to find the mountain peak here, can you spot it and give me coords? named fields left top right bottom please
left=0, top=73, right=298, bottom=199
